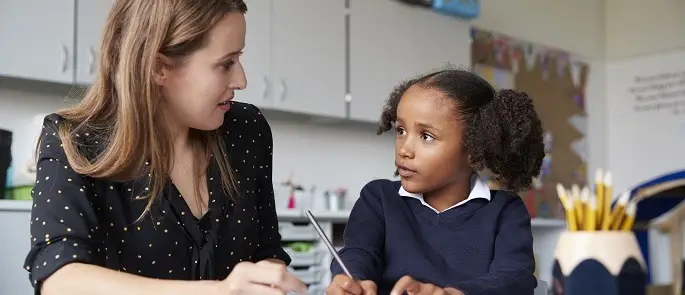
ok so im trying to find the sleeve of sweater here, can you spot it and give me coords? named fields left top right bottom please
left=451, top=195, right=537, bottom=295
left=330, top=180, right=386, bottom=281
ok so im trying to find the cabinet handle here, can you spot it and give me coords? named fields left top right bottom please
left=61, top=45, right=69, bottom=72
left=88, top=47, right=96, bottom=75
left=262, top=76, right=269, bottom=99
left=279, top=79, right=287, bottom=101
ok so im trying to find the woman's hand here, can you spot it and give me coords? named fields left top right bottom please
left=218, top=260, right=307, bottom=294
left=326, top=274, right=378, bottom=295
left=390, top=276, right=464, bottom=295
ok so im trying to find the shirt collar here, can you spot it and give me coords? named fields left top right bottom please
left=398, top=173, right=491, bottom=213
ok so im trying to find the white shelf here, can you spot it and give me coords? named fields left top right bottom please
left=0, top=200, right=32, bottom=211
left=531, top=218, right=566, bottom=228
left=1, top=201, right=566, bottom=228
left=277, top=209, right=351, bottom=223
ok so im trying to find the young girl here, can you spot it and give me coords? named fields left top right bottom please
left=23, top=1, right=306, bottom=294
left=327, top=67, right=545, bottom=295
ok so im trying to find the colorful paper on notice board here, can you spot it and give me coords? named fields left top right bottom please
left=473, top=64, right=515, bottom=90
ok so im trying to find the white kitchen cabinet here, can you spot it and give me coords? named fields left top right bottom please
left=239, top=0, right=273, bottom=108
left=270, top=0, right=346, bottom=118
left=0, top=209, right=33, bottom=295
left=75, top=0, right=115, bottom=85
left=348, top=0, right=416, bottom=123
left=0, top=0, right=470, bottom=124
left=410, top=7, right=471, bottom=75
left=348, top=0, right=471, bottom=123
left=0, top=0, right=76, bottom=84
left=239, top=0, right=346, bottom=118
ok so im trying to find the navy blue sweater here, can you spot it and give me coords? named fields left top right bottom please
left=331, top=179, right=537, bottom=295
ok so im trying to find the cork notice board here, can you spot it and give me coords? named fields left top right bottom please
left=470, top=27, right=590, bottom=219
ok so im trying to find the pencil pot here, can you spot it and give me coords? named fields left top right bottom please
left=552, top=231, right=647, bottom=295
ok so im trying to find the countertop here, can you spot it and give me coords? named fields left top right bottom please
left=0, top=199, right=567, bottom=227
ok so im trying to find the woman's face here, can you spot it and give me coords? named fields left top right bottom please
left=157, top=12, right=247, bottom=132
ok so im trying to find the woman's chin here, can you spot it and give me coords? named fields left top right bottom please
left=188, top=115, right=225, bottom=131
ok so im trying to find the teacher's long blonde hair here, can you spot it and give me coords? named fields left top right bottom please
left=42, top=0, right=247, bottom=219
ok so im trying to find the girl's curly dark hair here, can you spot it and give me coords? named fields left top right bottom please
left=378, top=66, right=545, bottom=192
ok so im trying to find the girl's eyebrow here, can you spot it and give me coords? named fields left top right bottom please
left=416, top=122, right=438, bottom=131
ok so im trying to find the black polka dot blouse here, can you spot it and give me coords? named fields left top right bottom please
left=23, top=102, right=290, bottom=291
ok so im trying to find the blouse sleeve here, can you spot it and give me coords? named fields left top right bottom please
left=23, top=116, right=100, bottom=292
left=251, top=106, right=291, bottom=265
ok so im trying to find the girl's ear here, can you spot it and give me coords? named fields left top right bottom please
left=467, top=154, right=477, bottom=169
left=153, top=54, right=174, bottom=86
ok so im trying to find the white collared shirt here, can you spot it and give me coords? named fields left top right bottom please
left=398, top=173, right=491, bottom=213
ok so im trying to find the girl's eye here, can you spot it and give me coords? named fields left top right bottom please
left=421, top=133, right=435, bottom=141
left=395, top=127, right=406, bottom=136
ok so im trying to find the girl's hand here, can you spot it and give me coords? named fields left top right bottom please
left=218, top=260, right=307, bottom=294
left=390, top=276, right=464, bottom=295
left=326, top=274, right=378, bottom=295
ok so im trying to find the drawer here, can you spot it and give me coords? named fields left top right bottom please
left=289, top=266, right=325, bottom=285
left=279, top=222, right=317, bottom=241
left=285, top=247, right=324, bottom=267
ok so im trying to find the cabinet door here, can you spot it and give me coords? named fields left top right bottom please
left=411, top=8, right=471, bottom=74
left=238, top=0, right=272, bottom=108
left=0, top=210, right=33, bottom=295
left=75, top=0, right=115, bottom=85
left=348, top=0, right=416, bottom=123
left=0, top=0, right=75, bottom=84
left=271, top=0, right=346, bottom=118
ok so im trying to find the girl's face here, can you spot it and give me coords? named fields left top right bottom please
left=157, top=12, right=247, bottom=132
left=394, top=85, right=472, bottom=194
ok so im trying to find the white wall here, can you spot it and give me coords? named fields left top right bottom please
left=603, top=0, right=685, bottom=206
left=0, top=78, right=395, bottom=209
left=603, top=0, right=685, bottom=194
left=603, top=1, right=685, bottom=284
left=606, top=50, right=685, bottom=195
left=606, top=0, right=685, bottom=60
left=603, top=0, right=685, bottom=286
left=473, top=0, right=606, bottom=59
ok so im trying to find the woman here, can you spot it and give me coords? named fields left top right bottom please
left=23, top=1, right=306, bottom=294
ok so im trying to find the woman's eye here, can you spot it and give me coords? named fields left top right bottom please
left=395, top=127, right=406, bottom=135
left=221, top=61, right=235, bottom=71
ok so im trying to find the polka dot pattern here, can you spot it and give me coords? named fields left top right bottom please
left=23, top=102, right=290, bottom=290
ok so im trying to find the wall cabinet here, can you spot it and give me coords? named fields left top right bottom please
left=270, top=0, right=346, bottom=119
left=75, top=0, right=114, bottom=85
left=348, top=0, right=417, bottom=123
left=348, top=0, right=471, bottom=123
left=240, top=0, right=273, bottom=108
left=0, top=0, right=76, bottom=84
left=0, top=0, right=470, bottom=124
left=0, top=0, right=112, bottom=85
left=242, top=0, right=347, bottom=119
left=0, top=208, right=33, bottom=295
